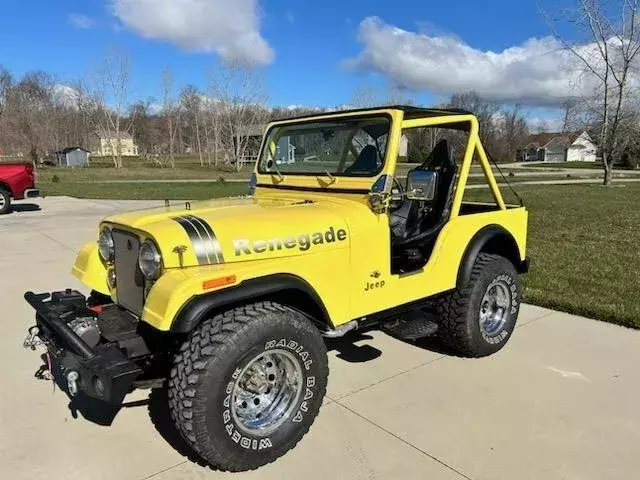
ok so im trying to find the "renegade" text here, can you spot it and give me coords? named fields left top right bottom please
left=233, top=227, right=347, bottom=256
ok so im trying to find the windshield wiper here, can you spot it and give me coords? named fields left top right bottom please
left=317, top=156, right=335, bottom=182
left=269, top=159, right=284, bottom=181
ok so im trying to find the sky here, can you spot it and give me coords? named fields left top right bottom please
left=0, top=0, right=583, bottom=128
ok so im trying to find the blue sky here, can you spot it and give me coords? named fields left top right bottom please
left=0, top=0, right=579, bottom=126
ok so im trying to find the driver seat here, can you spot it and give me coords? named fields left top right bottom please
left=345, top=145, right=379, bottom=174
left=390, top=139, right=458, bottom=248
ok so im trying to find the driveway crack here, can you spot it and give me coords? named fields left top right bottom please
left=334, top=400, right=473, bottom=480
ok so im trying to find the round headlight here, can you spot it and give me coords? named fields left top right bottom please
left=139, top=240, right=162, bottom=280
left=98, top=229, right=114, bottom=263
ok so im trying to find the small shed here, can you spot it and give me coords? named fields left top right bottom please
left=56, top=147, right=90, bottom=167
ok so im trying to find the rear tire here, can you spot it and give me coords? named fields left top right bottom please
left=168, top=301, right=328, bottom=472
left=0, top=188, right=11, bottom=215
left=437, top=253, right=521, bottom=357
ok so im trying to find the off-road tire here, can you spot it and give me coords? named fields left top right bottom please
left=0, top=188, right=11, bottom=215
left=437, top=253, right=521, bottom=357
left=168, top=301, right=328, bottom=472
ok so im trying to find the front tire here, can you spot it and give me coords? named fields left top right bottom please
left=437, top=253, right=521, bottom=357
left=0, top=188, right=11, bottom=215
left=168, top=301, right=328, bottom=472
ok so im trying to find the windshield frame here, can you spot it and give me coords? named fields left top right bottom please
left=256, top=113, right=393, bottom=178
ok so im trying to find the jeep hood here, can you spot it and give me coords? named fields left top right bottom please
left=102, top=195, right=365, bottom=268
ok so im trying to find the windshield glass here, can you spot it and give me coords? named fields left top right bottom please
left=258, top=116, right=390, bottom=177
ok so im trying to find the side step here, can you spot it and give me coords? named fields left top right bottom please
left=382, top=311, right=438, bottom=341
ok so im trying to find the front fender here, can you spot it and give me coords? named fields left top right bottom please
left=71, top=242, right=109, bottom=295
left=142, top=263, right=334, bottom=332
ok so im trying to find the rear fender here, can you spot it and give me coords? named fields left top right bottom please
left=457, top=225, right=526, bottom=288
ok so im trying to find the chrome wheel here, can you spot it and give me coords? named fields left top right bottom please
left=231, top=349, right=303, bottom=436
left=479, top=279, right=511, bottom=337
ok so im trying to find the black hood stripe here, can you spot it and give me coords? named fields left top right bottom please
left=186, top=215, right=225, bottom=263
left=173, top=215, right=224, bottom=265
left=183, top=215, right=217, bottom=264
left=174, top=216, right=210, bottom=264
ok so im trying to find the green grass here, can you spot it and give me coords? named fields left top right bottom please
left=41, top=180, right=248, bottom=200
left=87, top=154, right=254, bottom=169
left=527, top=161, right=604, bottom=169
left=465, top=174, right=604, bottom=185
left=527, top=161, right=639, bottom=171
left=467, top=184, right=640, bottom=328
left=38, top=164, right=253, bottom=183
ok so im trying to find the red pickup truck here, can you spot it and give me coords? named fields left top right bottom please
left=0, top=163, right=40, bottom=214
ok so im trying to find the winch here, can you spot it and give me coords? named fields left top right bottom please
left=67, top=316, right=101, bottom=348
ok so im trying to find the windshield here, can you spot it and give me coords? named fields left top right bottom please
left=258, top=115, right=390, bottom=177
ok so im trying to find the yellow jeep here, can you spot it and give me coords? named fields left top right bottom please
left=24, top=106, right=529, bottom=471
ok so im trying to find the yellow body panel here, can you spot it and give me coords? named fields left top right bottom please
left=72, top=242, right=110, bottom=295
left=71, top=108, right=528, bottom=332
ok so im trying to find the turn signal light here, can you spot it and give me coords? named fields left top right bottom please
left=202, top=275, right=237, bottom=290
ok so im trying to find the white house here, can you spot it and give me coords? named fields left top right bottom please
left=520, top=131, right=597, bottom=162
left=91, top=130, right=139, bottom=157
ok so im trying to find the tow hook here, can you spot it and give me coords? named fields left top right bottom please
left=66, top=371, right=80, bottom=396
left=23, top=326, right=42, bottom=350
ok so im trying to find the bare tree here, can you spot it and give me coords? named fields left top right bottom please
left=160, top=68, right=181, bottom=168
left=7, top=72, right=58, bottom=162
left=78, top=48, right=131, bottom=168
left=210, top=59, right=269, bottom=172
left=534, top=119, right=550, bottom=134
left=180, top=85, right=205, bottom=166
left=560, top=99, right=580, bottom=133
left=201, top=99, right=221, bottom=165
left=349, top=83, right=382, bottom=108
left=0, top=66, right=11, bottom=124
left=548, top=0, right=640, bottom=184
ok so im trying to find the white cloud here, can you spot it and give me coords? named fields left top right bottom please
left=68, top=14, right=95, bottom=29
left=345, top=17, right=602, bottom=106
left=528, top=116, right=563, bottom=132
left=111, top=0, right=274, bottom=66
left=53, top=84, right=80, bottom=107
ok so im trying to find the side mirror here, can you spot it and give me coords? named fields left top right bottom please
left=406, top=170, right=438, bottom=202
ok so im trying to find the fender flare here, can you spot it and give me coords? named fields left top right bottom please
left=457, top=225, right=527, bottom=289
left=170, top=273, right=331, bottom=333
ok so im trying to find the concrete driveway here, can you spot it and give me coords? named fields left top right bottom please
left=1, top=197, right=639, bottom=480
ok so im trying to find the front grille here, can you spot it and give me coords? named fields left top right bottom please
left=112, top=229, right=145, bottom=315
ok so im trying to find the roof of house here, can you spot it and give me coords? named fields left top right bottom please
left=56, top=147, right=90, bottom=154
left=524, top=131, right=589, bottom=149
left=95, top=129, right=133, bottom=140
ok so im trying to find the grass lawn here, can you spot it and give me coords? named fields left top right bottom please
left=37, top=165, right=253, bottom=183
left=525, top=161, right=638, bottom=171
left=41, top=180, right=248, bottom=200
left=467, top=184, right=640, bottom=328
left=465, top=174, right=604, bottom=185
left=37, top=160, right=543, bottom=184
left=527, top=161, right=605, bottom=169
